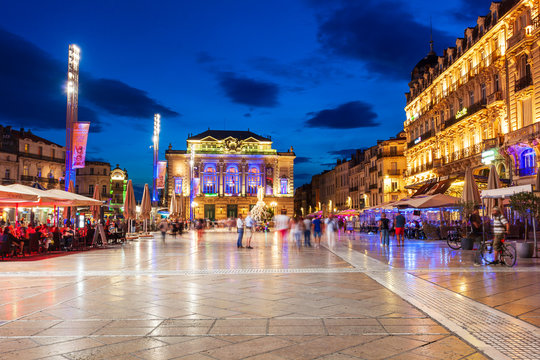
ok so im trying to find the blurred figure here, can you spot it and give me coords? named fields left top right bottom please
left=312, top=216, right=322, bottom=248
left=293, top=217, right=304, bottom=248
left=325, top=216, right=337, bottom=249
left=236, top=214, right=245, bottom=248
left=379, top=213, right=390, bottom=246
left=159, top=218, right=168, bottom=242
left=274, top=212, right=290, bottom=241
left=303, top=216, right=312, bottom=247
left=395, top=211, right=406, bottom=246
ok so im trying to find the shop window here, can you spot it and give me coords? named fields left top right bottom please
left=202, top=164, right=218, bottom=194
left=224, top=165, right=240, bottom=195
left=246, top=166, right=262, bottom=196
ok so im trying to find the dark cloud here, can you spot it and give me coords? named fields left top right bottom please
left=0, top=28, right=179, bottom=133
left=452, top=0, right=493, bottom=22
left=82, top=79, right=179, bottom=118
left=315, top=0, right=454, bottom=80
left=321, top=162, right=336, bottom=168
left=328, top=149, right=357, bottom=157
left=243, top=113, right=252, bottom=118
left=218, top=72, right=279, bottom=107
left=305, top=101, right=378, bottom=129
left=295, top=156, right=312, bottom=164
left=196, top=51, right=217, bottom=64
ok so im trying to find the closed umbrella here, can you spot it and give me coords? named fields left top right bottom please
left=123, top=180, right=137, bottom=235
left=63, top=180, right=75, bottom=225
left=462, top=168, right=481, bottom=205
left=140, top=184, right=152, bottom=233
left=91, top=184, right=101, bottom=221
left=169, top=193, right=178, bottom=218
left=486, top=165, right=501, bottom=215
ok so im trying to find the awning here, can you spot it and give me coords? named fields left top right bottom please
left=480, top=184, right=533, bottom=199
left=414, top=178, right=453, bottom=196
left=394, top=194, right=460, bottom=209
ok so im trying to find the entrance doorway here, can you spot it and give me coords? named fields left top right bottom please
left=204, top=204, right=215, bottom=221
left=227, top=204, right=238, bottom=218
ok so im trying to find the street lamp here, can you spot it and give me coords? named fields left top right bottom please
left=152, top=114, right=160, bottom=203
left=65, top=44, right=80, bottom=190
left=190, top=144, right=196, bottom=222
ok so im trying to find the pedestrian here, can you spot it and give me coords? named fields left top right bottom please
left=395, top=211, right=406, bottom=246
left=379, top=213, right=390, bottom=246
left=469, top=207, right=483, bottom=265
left=303, top=216, right=312, bottom=247
left=245, top=213, right=254, bottom=249
left=274, top=213, right=290, bottom=241
left=312, top=216, right=322, bottom=248
left=294, top=217, right=304, bottom=248
left=325, top=216, right=337, bottom=249
left=236, top=214, right=245, bottom=248
left=159, top=218, right=168, bottom=242
left=490, top=206, right=509, bottom=265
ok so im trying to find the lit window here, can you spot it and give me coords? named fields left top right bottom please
left=224, top=165, right=240, bottom=195
left=246, top=166, right=261, bottom=196
left=202, top=164, right=217, bottom=194
left=174, top=177, right=183, bottom=194
left=280, top=178, right=288, bottom=195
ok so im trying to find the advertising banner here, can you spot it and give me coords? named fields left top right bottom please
left=72, top=122, right=90, bottom=169
left=174, top=177, right=183, bottom=194
left=156, top=161, right=167, bottom=189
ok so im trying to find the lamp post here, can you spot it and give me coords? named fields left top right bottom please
left=65, top=44, right=80, bottom=190
left=152, top=114, right=160, bottom=203
left=189, top=144, right=195, bottom=222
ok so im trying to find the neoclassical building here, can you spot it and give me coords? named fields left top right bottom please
left=165, top=130, right=295, bottom=220
left=404, top=0, right=540, bottom=193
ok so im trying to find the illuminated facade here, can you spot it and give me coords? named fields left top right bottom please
left=110, top=166, right=128, bottom=204
left=405, top=0, right=540, bottom=192
left=165, top=130, right=295, bottom=220
left=75, top=161, right=110, bottom=199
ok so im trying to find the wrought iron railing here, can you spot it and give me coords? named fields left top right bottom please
left=515, top=74, right=533, bottom=92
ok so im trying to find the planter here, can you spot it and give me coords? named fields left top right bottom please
left=461, top=237, right=474, bottom=250
left=517, top=241, right=534, bottom=258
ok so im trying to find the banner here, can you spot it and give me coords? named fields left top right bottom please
left=174, top=177, right=183, bottom=194
left=72, top=122, right=90, bottom=169
left=156, top=161, right=167, bottom=189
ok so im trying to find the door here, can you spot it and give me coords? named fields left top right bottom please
left=227, top=204, right=238, bottom=218
left=204, top=204, right=215, bottom=221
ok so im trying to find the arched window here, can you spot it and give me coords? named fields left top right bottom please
left=202, top=164, right=218, bottom=194
left=224, top=165, right=240, bottom=195
left=246, top=166, right=262, bottom=196
left=520, top=148, right=536, bottom=176
left=280, top=177, right=288, bottom=195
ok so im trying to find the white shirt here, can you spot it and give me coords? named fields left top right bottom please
left=236, top=218, right=244, bottom=229
left=245, top=216, right=254, bottom=228
left=274, top=215, right=290, bottom=230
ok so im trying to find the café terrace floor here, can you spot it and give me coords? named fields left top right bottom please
left=0, top=230, right=538, bottom=360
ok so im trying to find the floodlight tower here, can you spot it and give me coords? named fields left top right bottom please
left=152, top=114, right=161, bottom=203
left=190, top=144, right=195, bottom=222
left=65, top=44, right=80, bottom=190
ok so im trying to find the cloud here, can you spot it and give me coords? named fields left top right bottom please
left=243, top=113, right=252, bottom=118
left=196, top=51, right=217, bottom=64
left=305, top=101, right=378, bottom=129
left=315, top=0, right=454, bottom=80
left=321, top=162, right=336, bottom=168
left=218, top=72, right=279, bottom=107
left=328, top=148, right=357, bottom=157
left=0, top=28, right=179, bottom=132
left=295, top=156, right=312, bottom=164
left=452, top=0, right=492, bottom=22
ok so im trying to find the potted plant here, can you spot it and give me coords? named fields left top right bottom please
left=509, top=192, right=538, bottom=258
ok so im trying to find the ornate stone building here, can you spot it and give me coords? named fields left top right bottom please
left=110, top=166, right=128, bottom=205
left=75, top=161, right=110, bottom=199
left=165, top=130, right=295, bottom=220
left=404, top=0, right=540, bottom=193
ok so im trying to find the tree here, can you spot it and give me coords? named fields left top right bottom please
left=509, top=192, right=540, bottom=242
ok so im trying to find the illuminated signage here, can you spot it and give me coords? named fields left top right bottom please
left=174, top=177, right=183, bottom=194
left=414, top=137, right=421, bottom=144
left=481, top=149, right=497, bottom=165
left=456, top=108, right=468, bottom=119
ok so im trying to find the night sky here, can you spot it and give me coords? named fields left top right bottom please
left=0, top=0, right=492, bottom=197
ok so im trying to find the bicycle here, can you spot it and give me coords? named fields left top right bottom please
left=446, top=229, right=461, bottom=250
left=478, top=235, right=517, bottom=267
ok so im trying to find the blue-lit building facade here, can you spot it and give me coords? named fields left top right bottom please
left=165, top=130, right=295, bottom=220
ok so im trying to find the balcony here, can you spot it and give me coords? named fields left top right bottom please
left=1, top=178, right=15, bottom=185
left=386, top=169, right=402, bottom=176
left=47, top=178, right=59, bottom=184
left=443, top=143, right=482, bottom=164
left=408, top=129, right=434, bottom=148
left=349, top=186, right=358, bottom=192
left=409, top=162, right=434, bottom=176
left=507, top=28, right=526, bottom=49
left=505, top=122, right=540, bottom=145
left=369, top=166, right=377, bottom=173
left=377, top=150, right=404, bottom=158
left=20, top=175, right=34, bottom=182
left=369, top=184, right=378, bottom=190
left=487, top=91, right=503, bottom=106
left=515, top=74, right=533, bottom=92
left=19, top=152, right=64, bottom=163
left=443, top=100, right=486, bottom=130
left=483, top=138, right=498, bottom=150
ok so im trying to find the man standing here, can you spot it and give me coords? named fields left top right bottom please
left=303, top=217, right=312, bottom=247
left=469, top=207, right=483, bottom=265
left=490, top=206, right=509, bottom=265
left=236, top=214, right=245, bottom=248
left=245, top=213, right=254, bottom=249
left=394, top=211, right=406, bottom=246
left=379, top=213, right=390, bottom=246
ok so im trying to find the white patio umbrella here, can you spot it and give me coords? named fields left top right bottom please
left=169, top=193, right=179, bottom=218
left=140, top=184, right=152, bottom=233
left=486, top=165, right=501, bottom=215
left=91, top=184, right=101, bottom=221
left=123, top=180, right=137, bottom=235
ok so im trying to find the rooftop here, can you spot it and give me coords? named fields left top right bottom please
left=187, top=130, right=271, bottom=142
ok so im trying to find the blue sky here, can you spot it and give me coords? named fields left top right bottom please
left=0, top=0, right=492, bottom=195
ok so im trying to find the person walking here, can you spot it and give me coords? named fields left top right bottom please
left=490, top=206, right=509, bottom=265
left=394, top=211, right=406, bottom=246
left=303, top=216, right=312, bottom=247
left=245, top=213, right=254, bottom=249
left=312, top=216, right=322, bottom=248
left=159, top=218, right=168, bottom=242
left=293, top=217, right=304, bottom=248
left=325, top=216, right=337, bottom=249
left=236, top=214, right=245, bottom=248
left=274, top=213, right=290, bottom=241
left=379, top=213, right=390, bottom=246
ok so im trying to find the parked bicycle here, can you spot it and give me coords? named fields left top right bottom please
left=477, top=236, right=517, bottom=267
left=446, top=229, right=462, bottom=250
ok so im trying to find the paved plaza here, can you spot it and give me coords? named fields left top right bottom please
left=0, top=231, right=539, bottom=359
